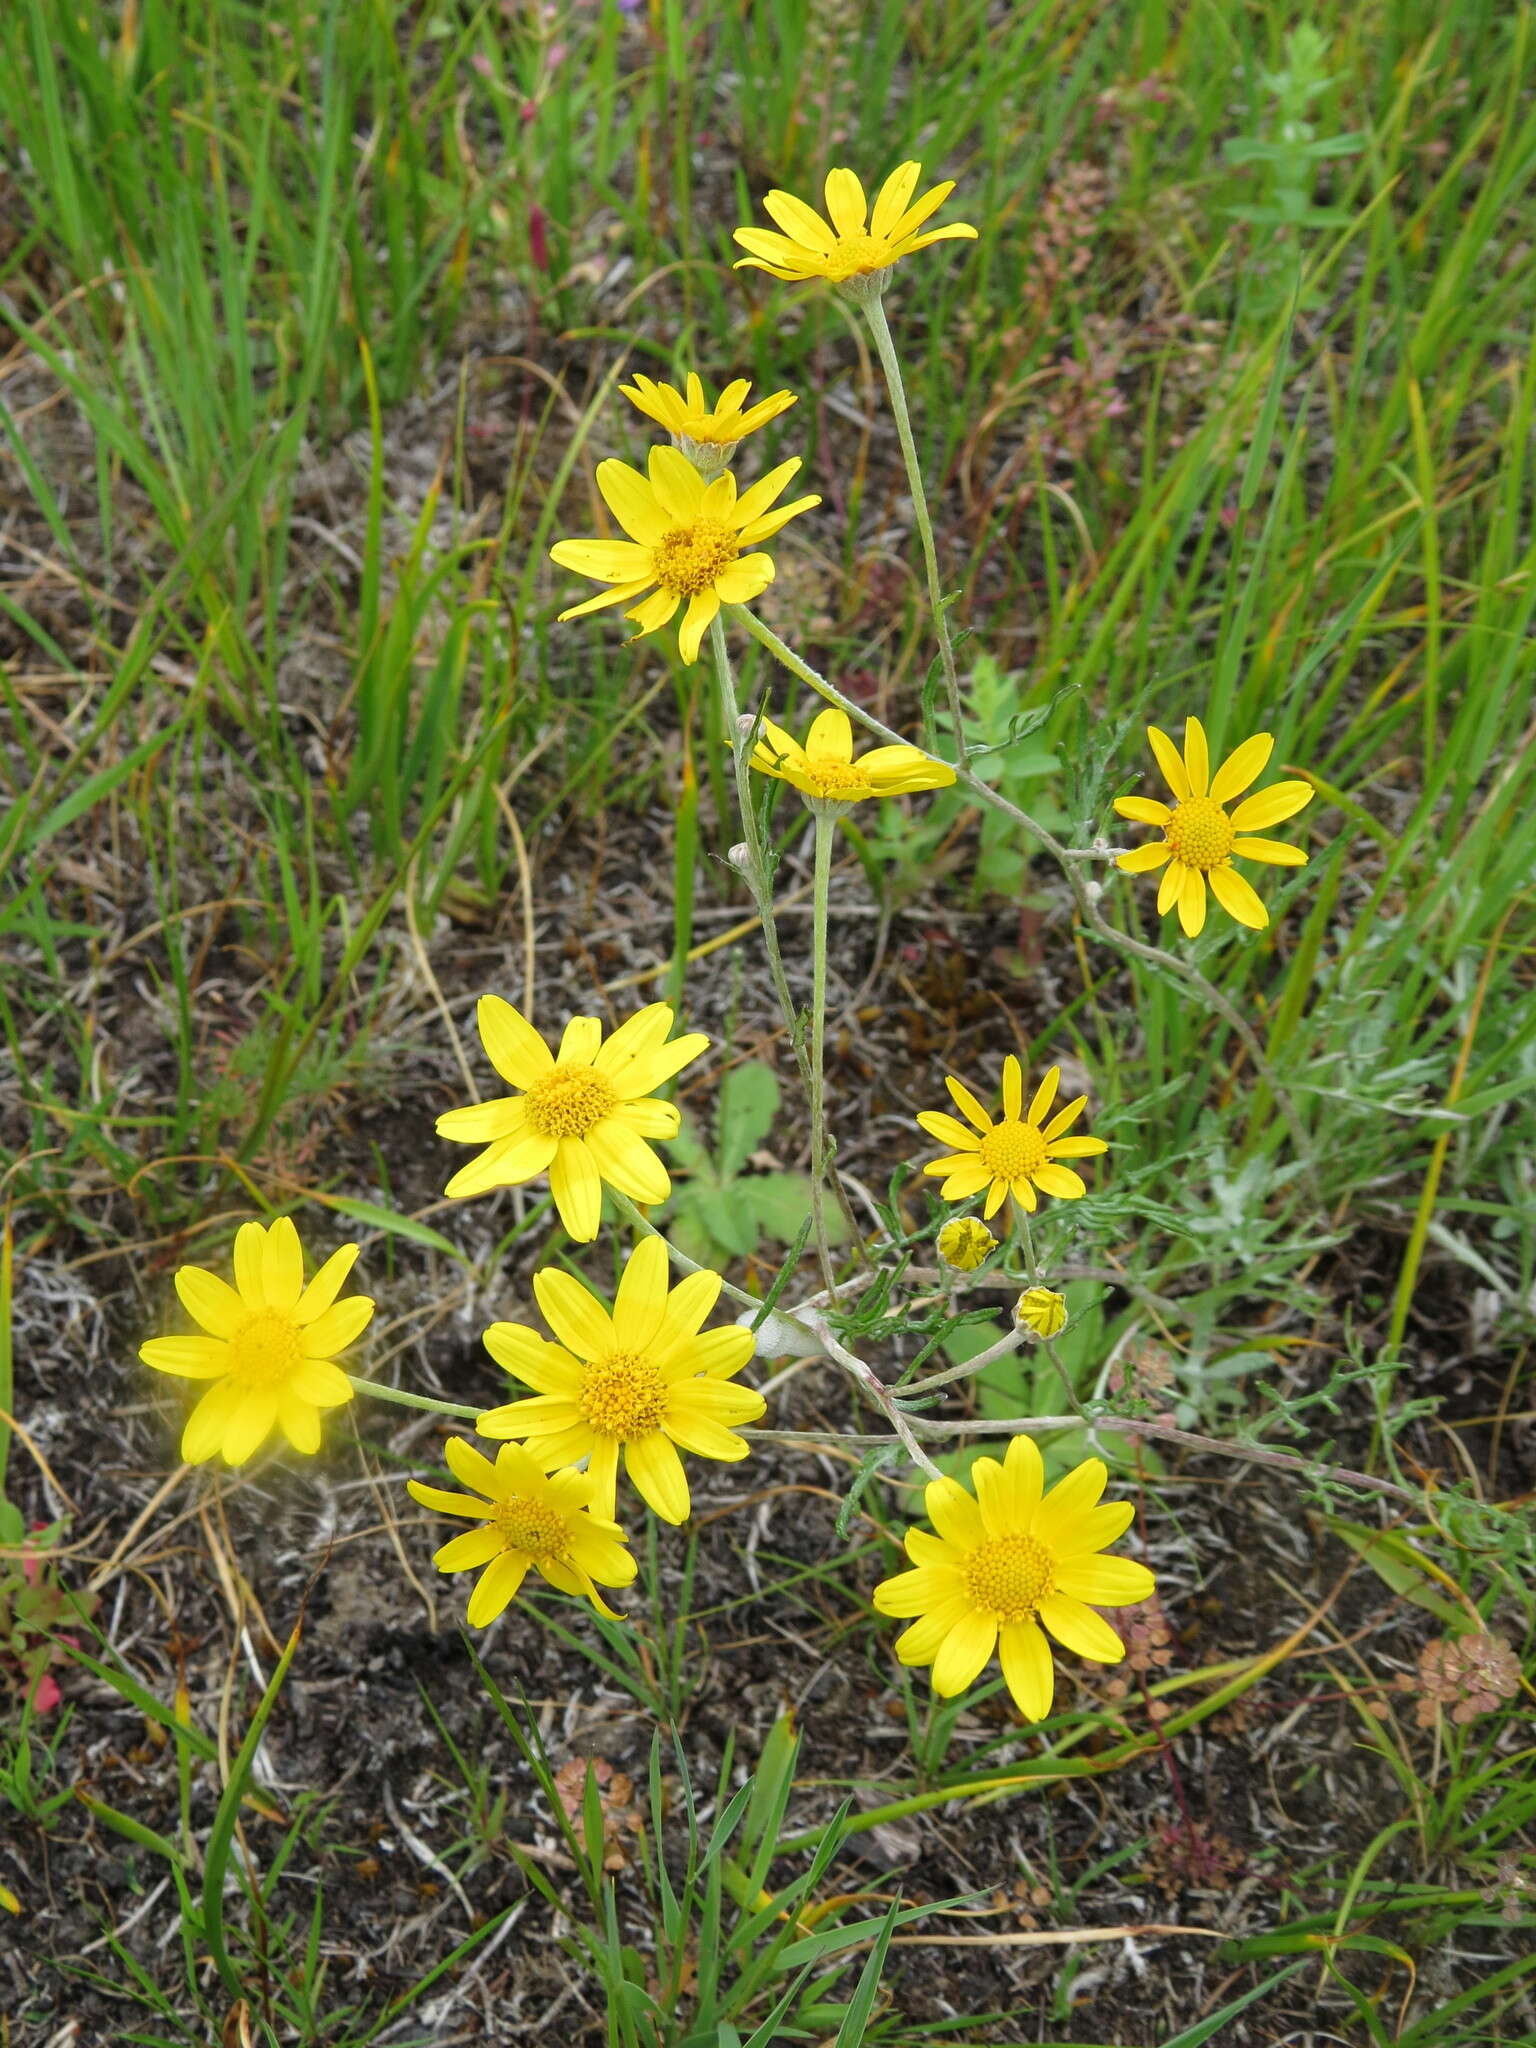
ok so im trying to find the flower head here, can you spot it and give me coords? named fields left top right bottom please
left=751, top=706, right=955, bottom=807
left=1016, top=1287, right=1068, bottom=1339
left=438, top=998, right=708, bottom=1242
left=1114, top=717, right=1314, bottom=937
left=140, top=1218, right=372, bottom=1465
left=620, top=372, right=796, bottom=464
left=550, top=445, right=819, bottom=663
left=872, top=1437, right=1155, bottom=1720
left=476, top=1237, right=765, bottom=1524
left=937, top=1217, right=996, bottom=1272
left=733, top=162, right=977, bottom=288
left=918, top=1057, right=1107, bottom=1220
left=408, top=1437, right=636, bottom=1624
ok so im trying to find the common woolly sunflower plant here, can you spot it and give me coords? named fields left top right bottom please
left=550, top=445, right=819, bottom=662
left=438, top=997, right=708, bottom=1242
left=733, top=162, right=977, bottom=287
left=750, top=706, right=955, bottom=807
left=1114, top=716, right=1314, bottom=936
left=476, top=1237, right=765, bottom=1525
left=873, top=1437, right=1155, bottom=1721
left=408, top=1438, right=636, bottom=1624
left=919, top=1057, right=1108, bottom=1218
left=140, top=1218, right=372, bottom=1465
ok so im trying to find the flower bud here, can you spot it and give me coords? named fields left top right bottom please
left=937, top=1217, right=995, bottom=1272
left=1015, top=1286, right=1068, bottom=1339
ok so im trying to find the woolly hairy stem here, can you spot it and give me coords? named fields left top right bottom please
left=346, top=1376, right=480, bottom=1421
left=608, top=1191, right=760, bottom=1311
left=861, top=291, right=968, bottom=766
left=806, top=807, right=837, bottom=1289
left=707, top=611, right=866, bottom=1267
left=707, top=614, right=806, bottom=1080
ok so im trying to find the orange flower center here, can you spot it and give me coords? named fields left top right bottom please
left=227, top=1310, right=303, bottom=1389
left=977, top=1120, right=1047, bottom=1182
left=580, top=1352, right=668, bottom=1440
left=652, top=518, right=740, bottom=597
left=963, top=1533, right=1056, bottom=1623
left=804, top=758, right=873, bottom=801
left=493, top=1496, right=569, bottom=1562
left=523, top=1063, right=617, bottom=1139
left=826, top=232, right=887, bottom=279
left=1163, top=796, right=1234, bottom=872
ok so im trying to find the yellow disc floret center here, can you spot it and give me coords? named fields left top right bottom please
left=523, top=1063, right=618, bottom=1140
left=227, top=1310, right=303, bottom=1389
left=1164, top=796, right=1234, bottom=872
left=963, top=1533, right=1056, bottom=1622
left=652, top=518, right=741, bottom=598
left=805, top=759, right=873, bottom=801
left=827, top=233, right=887, bottom=279
left=493, top=1496, right=569, bottom=1563
left=977, top=1120, right=1048, bottom=1182
left=580, top=1351, right=669, bottom=1440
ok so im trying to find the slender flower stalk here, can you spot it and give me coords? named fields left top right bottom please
left=860, top=292, right=967, bottom=765
left=344, top=1376, right=480, bottom=1421
left=708, top=618, right=867, bottom=1267
left=806, top=805, right=837, bottom=1290
left=707, top=615, right=805, bottom=1063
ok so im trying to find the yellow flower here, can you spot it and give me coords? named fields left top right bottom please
left=918, top=1056, right=1107, bottom=1219
left=550, top=444, right=820, bottom=664
left=872, top=1437, right=1156, bottom=1721
left=619, top=371, right=796, bottom=450
left=476, top=1237, right=765, bottom=1525
left=1016, top=1287, right=1067, bottom=1339
left=751, top=706, right=956, bottom=805
left=139, top=1218, right=372, bottom=1466
left=733, top=162, right=978, bottom=284
left=1114, top=717, right=1314, bottom=938
left=407, top=1437, right=636, bottom=1625
left=937, top=1217, right=996, bottom=1272
left=438, top=998, right=708, bottom=1243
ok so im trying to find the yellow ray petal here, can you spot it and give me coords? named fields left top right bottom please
left=1113, top=795, right=1172, bottom=826
left=1229, top=780, right=1314, bottom=831
left=998, top=1617, right=1055, bottom=1720
left=1182, top=715, right=1209, bottom=797
left=822, top=166, right=868, bottom=237
left=1156, top=856, right=1186, bottom=917
left=677, top=588, right=720, bottom=664
left=1209, top=730, right=1274, bottom=804
left=760, top=188, right=836, bottom=252
left=1146, top=726, right=1190, bottom=801
left=1027, top=1066, right=1059, bottom=1125
left=870, top=160, right=922, bottom=238
left=1232, top=834, right=1308, bottom=866
left=1208, top=863, right=1269, bottom=930
left=593, top=458, right=670, bottom=546
left=1177, top=865, right=1207, bottom=937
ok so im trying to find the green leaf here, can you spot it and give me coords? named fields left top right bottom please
left=1325, top=1519, right=1465, bottom=1625
left=742, top=1172, right=846, bottom=1247
left=716, top=1062, right=780, bottom=1180
left=314, top=1196, right=468, bottom=1263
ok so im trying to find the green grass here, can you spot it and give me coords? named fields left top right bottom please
left=1, top=0, right=1533, bottom=2041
